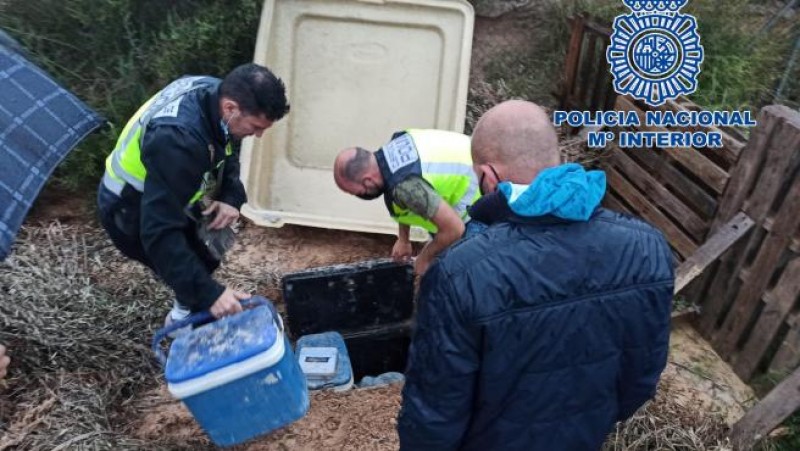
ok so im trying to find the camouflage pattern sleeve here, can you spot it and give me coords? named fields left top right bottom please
left=392, top=176, right=442, bottom=220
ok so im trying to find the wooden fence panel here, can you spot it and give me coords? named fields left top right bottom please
left=711, top=112, right=782, bottom=231
left=698, top=107, right=798, bottom=340
left=561, top=15, right=585, bottom=111
left=711, top=110, right=800, bottom=361
left=736, top=256, right=800, bottom=379
left=623, top=143, right=719, bottom=218
left=601, top=96, right=745, bottom=262
left=607, top=148, right=707, bottom=240
left=605, top=164, right=698, bottom=259
left=616, top=96, right=730, bottom=195
left=697, top=106, right=800, bottom=382
left=714, top=173, right=800, bottom=357
left=577, top=32, right=597, bottom=109
left=730, top=367, right=800, bottom=450
left=770, top=314, right=800, bottom=375
left=559, top=16, right=616, bottom=113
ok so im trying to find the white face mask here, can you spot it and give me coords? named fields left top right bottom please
left=220, top=119, right=230, bottom=141
left=220, top=110, right=238, bottom=141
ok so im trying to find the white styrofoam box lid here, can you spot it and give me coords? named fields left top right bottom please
left=298, top=346, right=338, bottom=377
left=241, top=0, right=474, bottom=239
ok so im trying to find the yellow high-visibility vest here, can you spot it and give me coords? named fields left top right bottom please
left=102, top=77, right=230, bottom=205
left=387, top=129, right=480, bottom=233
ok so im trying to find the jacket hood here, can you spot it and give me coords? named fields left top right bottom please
left=498, top=163, right=606, bottom=221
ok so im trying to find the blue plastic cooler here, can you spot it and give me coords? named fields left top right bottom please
left=153, top=297, right=309, bottom=447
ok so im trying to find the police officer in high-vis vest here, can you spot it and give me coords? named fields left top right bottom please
left=97, top=63, right=289, bottom=324
left=333, top=129, right=480, bottom=275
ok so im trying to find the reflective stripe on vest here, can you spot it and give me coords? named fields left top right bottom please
left=104, top=76, right=229, bottom=204
left=391, top=129, right=480, bottom=233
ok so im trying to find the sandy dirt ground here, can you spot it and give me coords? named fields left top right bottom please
left=128, top=321, right=753, bottom=450
left=134, top=384, right=403, bottom=451
left=667, top=321, right=756, bottom=425
left=214, top=220, right=405, bottom=318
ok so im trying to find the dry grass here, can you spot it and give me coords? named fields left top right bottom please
left=0, top=373, right=149, bottom=450
left=0, top=222, right=283, bottom=450
left=560, top=132, right=611, bottom=168
left=0, top=223, right=164, bottom=449
left=465, top=79, right=513, bottom=134
left=0, top=224, right=165, bottom=377
left=604, top=376, right=730, bottom=451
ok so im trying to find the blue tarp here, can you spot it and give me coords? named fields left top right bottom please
left=0, top=40, right=104, bottom=260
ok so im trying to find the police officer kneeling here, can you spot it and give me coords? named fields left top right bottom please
left=97, top=64, right=289, bottom=324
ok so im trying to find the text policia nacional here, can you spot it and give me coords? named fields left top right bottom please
left=553, top=110, right=757, bottom=149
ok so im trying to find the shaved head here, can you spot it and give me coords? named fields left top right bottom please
left=338, top=147, right=371, bottom=182
left=333, top=147, right=383, bottom=198
left=472, top=100, right=560, bottom=185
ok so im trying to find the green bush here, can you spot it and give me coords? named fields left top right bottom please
left=687, top=0, right=794, bottom=112
left=0, top=0, right=263, bottom=191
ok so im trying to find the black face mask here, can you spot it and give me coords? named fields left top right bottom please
left=479, top=165, right=501, bottom=195
left=356, top=190, right=383, bottom=200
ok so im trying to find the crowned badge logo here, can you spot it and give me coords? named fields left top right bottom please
left=607, top=0, right=704, bottom=106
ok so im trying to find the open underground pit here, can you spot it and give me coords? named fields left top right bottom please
left=282, top=260, right=415, bottom=384
left=342, top=323, right=412, bottom=381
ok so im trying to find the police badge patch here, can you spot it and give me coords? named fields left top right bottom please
left=383, top=133, right=420, bottom=173
left=607, top=0, right=704, bottom=107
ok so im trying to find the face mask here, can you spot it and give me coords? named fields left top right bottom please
left=220, top=119, right=231, bottom=142
left=220, top=110, right=239, bottom=141
left=356, top=190, right=383, bottom=200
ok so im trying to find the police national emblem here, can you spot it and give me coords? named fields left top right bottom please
left=606, top=0, right=704, bottom=106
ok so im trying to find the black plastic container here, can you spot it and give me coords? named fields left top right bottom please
left=282, top=259, right=415, bottom=380
left=282, top=259, right=414, bottom=337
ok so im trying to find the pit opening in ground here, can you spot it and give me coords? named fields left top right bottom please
left=342, top=325, right=412, bottom=382
left=283, top=260, right=416, bottom=385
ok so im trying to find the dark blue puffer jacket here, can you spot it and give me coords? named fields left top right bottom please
left=398, top=165, right=674, bottom=450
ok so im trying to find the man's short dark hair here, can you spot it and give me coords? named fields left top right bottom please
left=221, top=63, right=290, bottom=121
left=343, top=147, right=372, bottom=182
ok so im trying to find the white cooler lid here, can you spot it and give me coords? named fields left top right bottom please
left=240, top=0, right=474, bottom=239
left=168, top=334, right=286, bottom=399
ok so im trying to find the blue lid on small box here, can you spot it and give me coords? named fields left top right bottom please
left=165, top=306, right=279, bottom=384
left=296, top=331, right=353, bottom=391
left=298, top=347, right=338, bottom=377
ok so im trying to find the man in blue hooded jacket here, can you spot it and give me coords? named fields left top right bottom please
left=398, top=100, right=674, bottom=450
